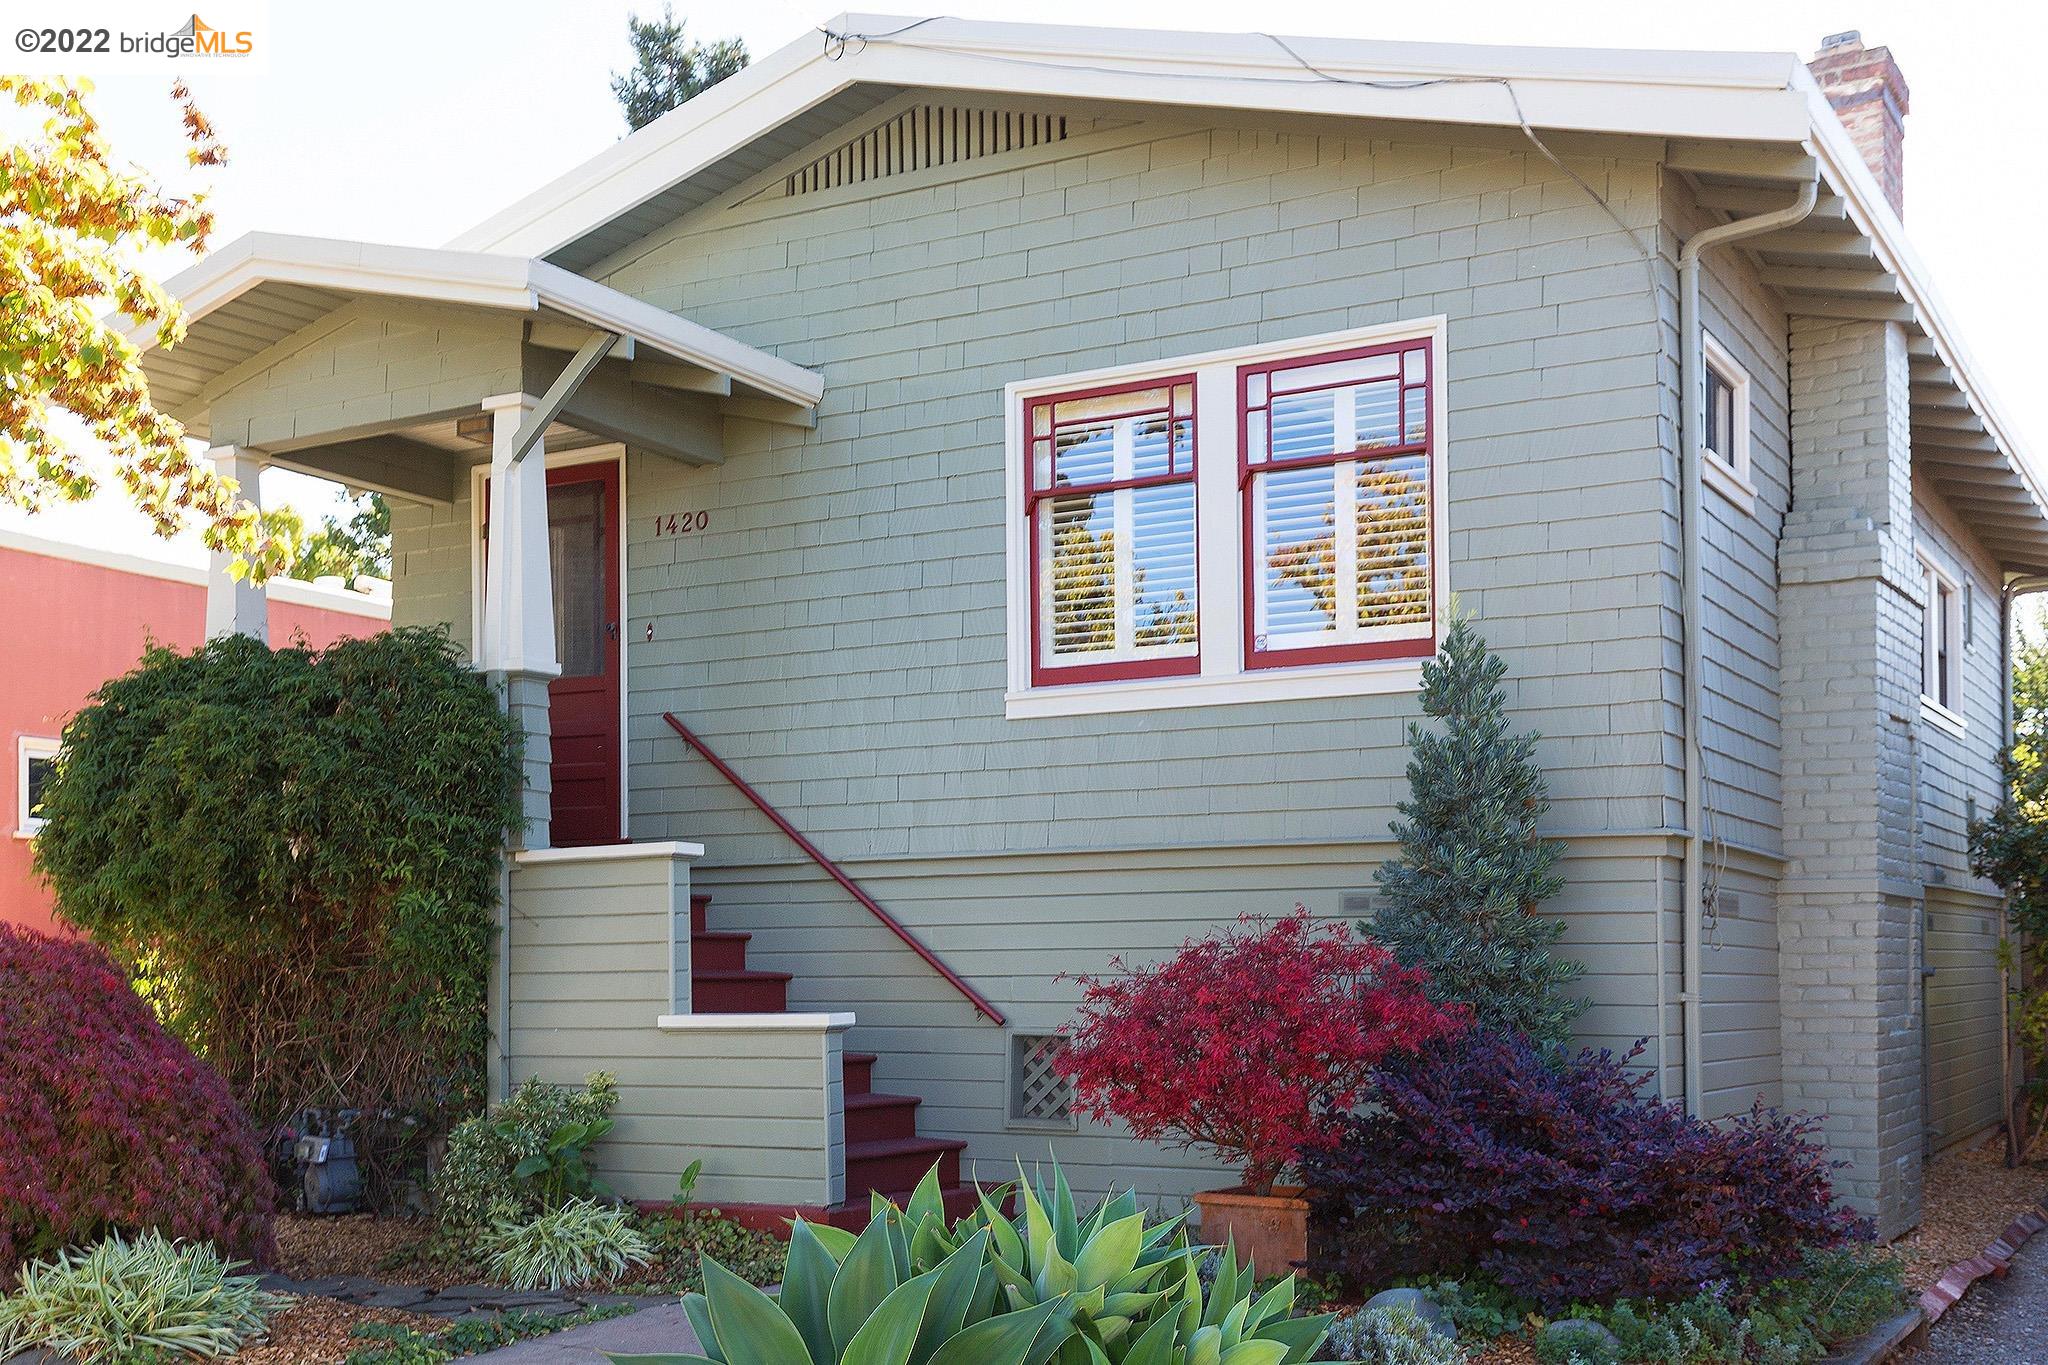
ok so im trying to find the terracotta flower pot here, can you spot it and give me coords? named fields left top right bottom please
left=1191, top=1184, right=1309, bottom=1276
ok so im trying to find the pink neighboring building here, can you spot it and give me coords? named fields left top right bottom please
left=2, top=528, right=391, bottom=934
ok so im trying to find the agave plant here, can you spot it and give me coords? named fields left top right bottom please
left=610, top=1160, right=1330, bottom=1365
left=941, top=1160, right=1330, bottom=1365
left=612, top=1223, right=1069, bottom=1365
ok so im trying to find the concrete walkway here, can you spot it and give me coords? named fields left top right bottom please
left=1907, top=1228, right=2048, bottom=1364
left=475, top=1301, right=701, bottom=1360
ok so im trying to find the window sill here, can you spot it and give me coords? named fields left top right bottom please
left=1920, top=698, right=1967, bottom=738
left=1006, top=658, right=1426, bottom=718
left=1702, top=456, right=1758, bottom=517
left=11, top=828, right=36, bottom=842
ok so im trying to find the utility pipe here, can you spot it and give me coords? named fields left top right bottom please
left=1677, top=176, right=1818, bottom=1115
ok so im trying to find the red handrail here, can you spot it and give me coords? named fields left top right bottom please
left=661, top=712, right=1006, bottom=1026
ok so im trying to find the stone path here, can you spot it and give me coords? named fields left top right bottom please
left=255, top=1272, right=673, bottom=1324
left=473, top=1302, right=702, bottom=1360
left=1905, top=1228, right=2048, bottom=1364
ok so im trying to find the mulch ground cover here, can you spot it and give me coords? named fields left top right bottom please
left=1893, top=1135, right=2048, bottom=1292
left=229, top=1297, right=443, bottom=1365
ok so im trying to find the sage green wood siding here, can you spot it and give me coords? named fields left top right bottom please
left=542, top=106, right=1680, bottom=1198
left=1659, top=177, right=1797, bottom=1114
left=505, top=852, right=845, bottom=1206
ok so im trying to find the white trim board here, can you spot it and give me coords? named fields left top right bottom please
left=514, top=839, right=704, bottom=865
left=0, top=527, right=393, bottom=619
left=657, top=1012, right=856, bottom=1032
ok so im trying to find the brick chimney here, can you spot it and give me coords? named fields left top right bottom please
left=1808, top=31, right=1910, bottom=218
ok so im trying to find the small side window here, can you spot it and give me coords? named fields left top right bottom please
left=1919, top=555, right=1964, bottom=721
left=1700, top=332, right=1755, bottom=510
left=16, top=737, right=58, bottom=837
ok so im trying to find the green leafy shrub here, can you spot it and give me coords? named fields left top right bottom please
left=0, top=1230, right=286, bottom=1362
left=1322, top=1305, right=1468, bottom=1364
left=1395, top=1276, right=1529, bottom=1342
left=1528, top=1247, right=1905, bottom=1365
left=434, top=1073, right=619, bottom=1231
left=33, top=628, right=522, bottom=1188
left=486, top=1199, right=652, bottom=1291
left=632, top=1208, right=784, bottom=1293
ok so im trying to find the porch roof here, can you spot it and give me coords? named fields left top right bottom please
left=137, top=231, right=825, bottom=441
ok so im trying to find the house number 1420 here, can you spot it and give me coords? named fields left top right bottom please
left=654, top=511, right=710, bottom=536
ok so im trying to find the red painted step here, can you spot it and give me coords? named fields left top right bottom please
left=691, top=930, right=753, bottom=972
left=845, top=1092, right=922, bottom=1144
left=689, top=890, right=972, bottom=1233
left=845, top=1136, right=966, bottom=1195
left=692, top=968, right=792, bottom=1012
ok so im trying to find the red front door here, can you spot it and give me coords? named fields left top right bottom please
left=542, top=462, right=622, bottom=845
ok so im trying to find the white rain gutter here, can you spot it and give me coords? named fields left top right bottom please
left=1677, top=174, right=1818, bottom=1115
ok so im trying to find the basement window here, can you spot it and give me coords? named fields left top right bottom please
left=1701, top=332, right=1756, bottom=513
left=1920, top=553, right=1964, bottom=725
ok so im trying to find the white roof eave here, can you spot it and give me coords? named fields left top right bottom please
left=449, top=12, right=1817, bottom=264
left=1791, top=72, right=2048, bottom=546
left=145, top=232, right=824, bottom=410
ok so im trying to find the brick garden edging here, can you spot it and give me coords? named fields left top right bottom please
left=1917, top=1196, right=2048, bottom=1326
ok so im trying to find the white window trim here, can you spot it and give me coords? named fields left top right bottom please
left=1918, top=551, right=1965, bottom=733
left=1700, top=331, right=1757, bottom=516
left=15, top=736, right=58, bottom=839
left=1003, top=317, right=1449, bottom=719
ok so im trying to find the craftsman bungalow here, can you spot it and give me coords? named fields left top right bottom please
left=142, top=19, right=2047, bottom=1237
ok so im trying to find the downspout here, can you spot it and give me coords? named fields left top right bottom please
left=1678, top=175, right=1818, bottom=1115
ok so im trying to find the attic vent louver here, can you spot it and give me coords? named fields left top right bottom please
left=785, top=107, right=1069, bottom=196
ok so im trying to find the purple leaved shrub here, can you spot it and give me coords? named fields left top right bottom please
left=1301, top=1028, right=1867, bottom=1311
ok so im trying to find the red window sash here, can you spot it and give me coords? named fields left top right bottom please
left=1024, top=375, right=1201, bottom=687
left=1237, top=337, right=1437, bottom=671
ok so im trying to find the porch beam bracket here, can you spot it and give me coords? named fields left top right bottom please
left=506, top=330, right=622, bottom=469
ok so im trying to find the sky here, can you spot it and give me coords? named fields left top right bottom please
left=14, top=0, right=2047, bottom=565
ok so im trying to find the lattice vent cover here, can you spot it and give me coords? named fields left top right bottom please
left=1010, top=1033, right=1074, bottom=1124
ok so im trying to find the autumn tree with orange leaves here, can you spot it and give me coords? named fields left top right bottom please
left=0, top=77, right=296, bottom=579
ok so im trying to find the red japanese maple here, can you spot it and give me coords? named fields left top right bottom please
left=0, top=925, right=274, bottom=1280
left=1056, top=908, right=1466, bottom=1195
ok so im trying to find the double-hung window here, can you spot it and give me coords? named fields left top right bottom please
left=1241, top=339, right=1434, bottom=668
left=1024, top=378, right=1201, bottom=685
left=1007, top=319, right=1446, bottom=717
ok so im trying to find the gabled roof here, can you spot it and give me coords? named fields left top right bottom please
left=139, top=232, right=825, bottom=437
left=450, top=14, right=2048, bottom=574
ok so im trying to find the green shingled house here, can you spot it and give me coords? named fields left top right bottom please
left=145, top=19, right=2046, bottom=1239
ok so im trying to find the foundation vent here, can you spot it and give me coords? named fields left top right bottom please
left=1007, top=1032, right=1075, bottom=1128
left=785, top=107, right=1069, bottom=197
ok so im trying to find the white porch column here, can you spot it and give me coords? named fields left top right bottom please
left=204, top=445, right=269, bottom=643
left=479, top=392, right=559, bottom=854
